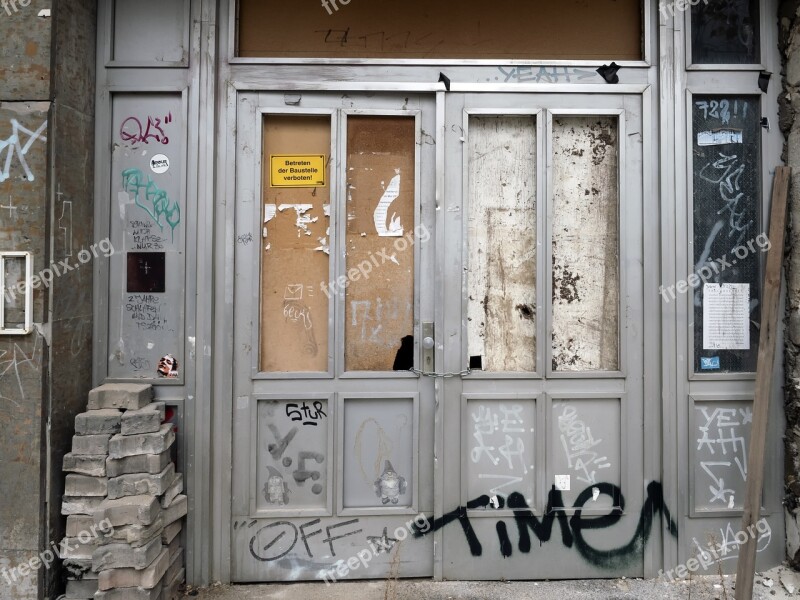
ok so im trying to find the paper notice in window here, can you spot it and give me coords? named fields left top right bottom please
left=702, top=283, right=750, bottom=350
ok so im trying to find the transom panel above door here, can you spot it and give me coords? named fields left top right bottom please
left=230, top=93, right=436, bottom=582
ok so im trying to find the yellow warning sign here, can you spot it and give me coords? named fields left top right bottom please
left=270, top=155, right=326, bottom=188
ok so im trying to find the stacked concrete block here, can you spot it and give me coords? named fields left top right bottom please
left=60, top=384, right=186, bottom=600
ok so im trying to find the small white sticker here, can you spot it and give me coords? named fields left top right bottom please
left=591, top=487, right=600, bottom=502
left=489, top=495, right=500, bottom=509
left=555, top=475, right=570, bottom=491
left=150, top=154, right=170, bottom=174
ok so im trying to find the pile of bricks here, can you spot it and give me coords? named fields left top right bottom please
left=60, top=383, right=186, bottom=600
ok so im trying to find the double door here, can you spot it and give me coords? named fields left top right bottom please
left=230, top=90, right=649, bottom=582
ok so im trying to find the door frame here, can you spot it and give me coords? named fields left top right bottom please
left=211, top=69, right=658, bottom=583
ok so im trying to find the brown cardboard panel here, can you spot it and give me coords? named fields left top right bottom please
left=260, top=115, right=331, bottom=372
left=238, top=0, right=642, bottom=60
left=345, top=116, right=415, bottom=371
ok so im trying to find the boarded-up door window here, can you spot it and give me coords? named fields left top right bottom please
left=467, top=116, right=537, bottom=372
left=551, top=116, right=620, bottom=372
left=345, top=116, right=416, bottom=371
left=260, top=116, right=331, bottom=372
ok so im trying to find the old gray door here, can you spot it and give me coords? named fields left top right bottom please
left=435, top=92, right=656, bottom=579
left=230, top=92, right=436, bottom=582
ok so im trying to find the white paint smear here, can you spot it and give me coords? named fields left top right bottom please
left=697, top=129, right=743, bottom=146
left=118, top=191, right=131, bottom=221
left=703, top=283, right=750, bottom=350
left=373, top=170, right=403, bottom=237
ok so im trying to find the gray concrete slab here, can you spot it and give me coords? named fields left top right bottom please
left=188, top=566, right=798, bottom=600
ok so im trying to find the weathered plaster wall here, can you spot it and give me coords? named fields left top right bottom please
left=0, top=1, right=95, bottom=598
left=44, top=1, right=96, bottom=597
left=0, top=3, right=53, bottom=598
left=780, top=0, right=800, bottom=570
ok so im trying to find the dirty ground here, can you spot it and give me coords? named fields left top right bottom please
left=187, top=565, right=799, bottom=600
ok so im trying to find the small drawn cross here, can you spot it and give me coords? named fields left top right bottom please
left=0, top=195, right=16, bottom=213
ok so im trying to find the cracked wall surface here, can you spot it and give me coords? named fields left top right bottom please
left=780, top=0, right=800, bottom=570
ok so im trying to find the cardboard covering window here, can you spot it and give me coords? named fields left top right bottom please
left=345, top=116, right=416, bottom=372
left=260, top=115, right=331, bottom=372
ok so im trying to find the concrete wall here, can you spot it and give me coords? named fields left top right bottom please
left=0, top=1, right=95, bottom=598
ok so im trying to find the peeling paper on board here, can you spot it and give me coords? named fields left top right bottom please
left=263, top=204, right=277, bottom=240
left=314, top=227, right=330, bottom=254
left=373, top=170, right=404, bottom=237
left=278, top=203, right=317, bottom=237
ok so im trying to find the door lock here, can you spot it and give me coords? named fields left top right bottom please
left=422, top=322, right=435, bottom=372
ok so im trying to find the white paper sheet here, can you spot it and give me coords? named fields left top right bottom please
left=702, top=283, right=750, bottom=350
left=373, top=171, right=403, bottom=237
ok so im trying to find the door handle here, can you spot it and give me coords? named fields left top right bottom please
left=422, top=322, right=435, bottom=372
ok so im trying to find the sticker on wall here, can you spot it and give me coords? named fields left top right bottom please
left=263, top=467, right=288, bottom=506
left=697, top=129, right=743, bottom=146
left=157, top=354, right=179, bottom=378
left=555, top=474, right=570, bottom=491
left=149, top=154, right=170, bottom=174
left=374, top=460, right=407, bottom=505
left=700, top=356, right=721, bottom=370
left=270, top=155, right=326, bottom=188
